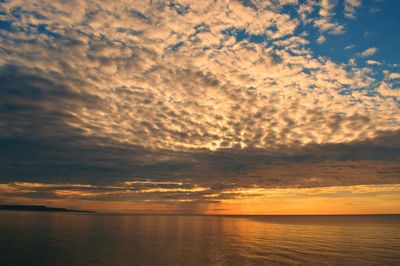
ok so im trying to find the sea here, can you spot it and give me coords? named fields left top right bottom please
left=0, top=212, right=399, bottom=265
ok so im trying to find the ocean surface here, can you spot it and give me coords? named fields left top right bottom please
left=0, top=212, right=399, bottom=265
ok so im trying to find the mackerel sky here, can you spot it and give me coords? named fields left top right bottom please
left=0, top=0, right=399, bottom=213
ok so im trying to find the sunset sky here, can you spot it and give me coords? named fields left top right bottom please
left=0, top=0, right=399, bottom=214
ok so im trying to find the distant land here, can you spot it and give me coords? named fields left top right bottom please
left=0, top=204, right=93, bottom=213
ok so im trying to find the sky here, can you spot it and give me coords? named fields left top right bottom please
left=0, top=0, right=399, bottom=214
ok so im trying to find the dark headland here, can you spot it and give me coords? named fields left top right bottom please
left=0, top=204, right=93, bottom=213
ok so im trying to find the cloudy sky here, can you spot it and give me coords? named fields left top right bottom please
left=0, top=0, right=399, bottom=214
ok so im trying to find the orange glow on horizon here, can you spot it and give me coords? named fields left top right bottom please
left=2, top=184, right=399, bottom=215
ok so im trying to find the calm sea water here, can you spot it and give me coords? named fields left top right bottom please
left=0, top=212, right=399, bottom=265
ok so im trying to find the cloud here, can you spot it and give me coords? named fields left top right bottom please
left=1, top=129, right=400, bottom=203
left=313, top=0, right=346, bottom=35
left=379, top=82, right=400, bottom=98
left=0, top=0, right=399, bottom=210
left=366, top=60, right=381, bottom=65
left=388, top=73, right=400, bottom=80
left=344, top=0, right=362, bottom=19
left=316, top=35, right=326, bottom=44
left=359, top=47, right=378, bottom=57
left=345, top=44, right=355, bottom=50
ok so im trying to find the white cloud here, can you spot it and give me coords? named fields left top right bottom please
left=379, top=82, right=400, bottom=97
left=0, top=0, right=398, bottom=153
left=359, top=47, right=378, bottom=57
left=314, top=0, right=346, bottom=35
left=319, top=0, right=337, bottom=17
left=366, top=60, right=381, bottom=65
left=344, top=0, right=362, bottom=19
left=316, top=35, right=326, bottom=44
left=388, top=73, right=400, bottom=79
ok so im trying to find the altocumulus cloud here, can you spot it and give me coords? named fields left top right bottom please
left=0, top=0, right=399, bottom=208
